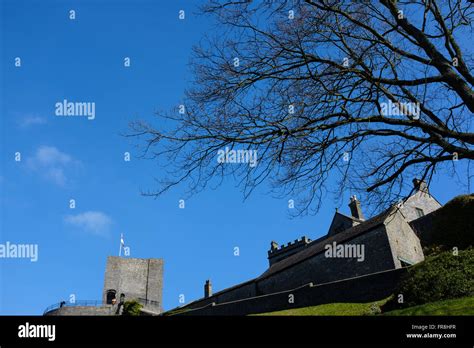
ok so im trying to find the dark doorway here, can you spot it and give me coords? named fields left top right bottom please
left=106, top=289, right=116, bottom=304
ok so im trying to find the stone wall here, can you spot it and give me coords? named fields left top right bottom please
left=175, top=191, right=440, bottom=315
left=179, top=225, right=396, bottom=310
left=176, top=268, right=408, bottom=316
left=183, top=280, right=258, bottom=310
left=103, top=256, right=163, bottom=312
left=399, top=191, right=441, bottom=222
left=257, top=225, right=395, bottom=294
left=45, top=306, right=114, bottom=316
left=268, top=237, right=312, bottom=266
left=385, top=210, right=425, bottom=267
left=146, top=258, right=164, bottom=312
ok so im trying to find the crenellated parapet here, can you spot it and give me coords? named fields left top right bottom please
left=267, top=236, right=312, bottom=266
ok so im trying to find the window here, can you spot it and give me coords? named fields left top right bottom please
left=106, top=289, right=116, bottom=304
left=415, top=207, right=425, bottom=218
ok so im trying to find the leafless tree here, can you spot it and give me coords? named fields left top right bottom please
left=129, top=0, right=474, bottom=215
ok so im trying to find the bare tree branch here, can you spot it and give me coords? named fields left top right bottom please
left=128, top=0, right=474, bottom=215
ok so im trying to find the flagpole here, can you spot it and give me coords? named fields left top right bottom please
left=119, top=233, right=122, bottom=257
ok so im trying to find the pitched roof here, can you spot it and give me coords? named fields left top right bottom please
left=327, top=211, right=364, bottom=235
left=257, top=206, right=397, bottom=280
left=336, top=211, right=364, bottom=223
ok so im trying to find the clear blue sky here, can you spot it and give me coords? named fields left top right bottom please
left=0, top=0, right=471, bottom=315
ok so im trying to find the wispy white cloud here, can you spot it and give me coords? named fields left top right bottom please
left=64, top=211, right=113, bottom=237
left=19, top=115, right=47, bottom=128
left=26, top=146, right=79, bottom=186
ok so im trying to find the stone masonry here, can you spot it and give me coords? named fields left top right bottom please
left=103, top=256, right=163, bottom=313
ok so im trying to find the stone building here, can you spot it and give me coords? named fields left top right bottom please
left=103, top=256, right=163, bottom=313
left=174, top=179, right=442, bottom=312
left=44, top=256, right=163, bottom=316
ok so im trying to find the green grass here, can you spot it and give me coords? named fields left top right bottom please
left=383, top=296, right=474, bottom=316
left=162, top=307, right=190, bottom=316
left=254, top=296, right=474, bottom=316
left=254, top=298, right=390, bottom=316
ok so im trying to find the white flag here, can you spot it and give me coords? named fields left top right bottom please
left=119, top=233, right=125, bottom=257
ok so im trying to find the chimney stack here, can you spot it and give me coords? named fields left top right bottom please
left=413, top=178, right=428, bottom=193
left=348, top=195, right=365, bottom=220
left=204, top=279, right=212, bottom=298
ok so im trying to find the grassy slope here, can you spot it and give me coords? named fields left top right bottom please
left=254, top=298, right=389, bottom=316
left=254, top=296, right=474, bottom=316
left=383, top=296, right=474, bottom=316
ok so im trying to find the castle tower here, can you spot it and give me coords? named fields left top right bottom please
left=103, top=256, right=164, bottom=313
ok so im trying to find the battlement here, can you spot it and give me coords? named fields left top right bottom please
left=267, top=236, right=312, bottom=266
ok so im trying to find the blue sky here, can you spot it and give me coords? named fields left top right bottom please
left=0, top=0, right=471, bottom=315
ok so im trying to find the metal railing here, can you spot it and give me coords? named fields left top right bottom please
left=44, top=298, right=161, bottom=314
left=43, top=300, right=106, bottom=315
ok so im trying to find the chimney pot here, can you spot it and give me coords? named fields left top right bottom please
left=348, top=195, right=365, bottom=220
left=204, top=279, right=212, bottom=298
left=413, top=178, right=428, bottom=193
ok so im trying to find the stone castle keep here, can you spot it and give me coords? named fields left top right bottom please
left=44, top=256, right=163, bottom=315
left=103, top=257, right=163, bottom=312
left=44, top=178, right=442, bottom=316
